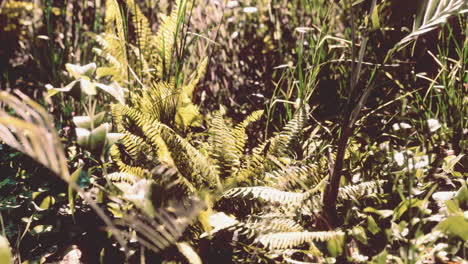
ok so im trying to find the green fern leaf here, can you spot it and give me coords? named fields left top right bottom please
left=255, top=231, right=345, bottom=250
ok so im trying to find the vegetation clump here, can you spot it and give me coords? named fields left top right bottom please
left=0, top=0, right=467, bottom=263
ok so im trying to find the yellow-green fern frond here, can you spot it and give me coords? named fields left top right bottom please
left=116, top=197, right=205, bottom=253
left=97, top=0, right=128, bottom=83
left=124, top=0, right=152, bottom=58
left=267, top=107, right=307, bottom=158
left=221, top=186, right=312, bottom=206
left=231, top=110, right=264, bottom=157
left=247, top=218, right=304, bottom=233
left=142, top=121, right=221, bottom=190
left=337, top=180, right=385, bottom=203
left=209, top=110, right=240, bottom=177
left=136, top=81, right=178, bottom=126
left=110, top=144, right=151, bottom=178
left=266, top=164, right=325, bottom=191
left=119, top=131, right=155, bottom=161
left=106, top=172, right=138, bottom=184
left=183, top=57, right=208, bottom=99
left=255, top=230, right=345, bottom=250
left=151, top=0, right=187, bottom=78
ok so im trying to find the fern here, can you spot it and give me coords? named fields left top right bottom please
left=143, top=120, right=221, bottom=190
left=176, top=242, right=202, bottom=264
left=124, top=0, right=152, bottom=59
left=0, top=91, right=69, bottom=179
left=266, top=107, right=307, bottom=158
left=97, top=0, right=128, bottom=83
left=247, top=217, right=304, bottom=233
left=337, top=180, right=385, bottom=202
left=116, top=197, right=205, bottom=253
left=266, top=164, right=325, bottom=191
left=151, top=0, right=186, bottom=78
left=255, top=230, right=345, bottom=250
left=106, top=172, right=138, bottom=184
left=221, top=186, right=313, bottom=206
left=397, top=0, right=468, bottom=47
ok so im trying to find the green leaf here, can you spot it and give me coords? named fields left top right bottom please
left=350, top=226, right=368, bottom=245
left=89, top=123, right=111, bottom=151
left=371, top=4, right=380, bottom=30
left=68, top=167, right=83, bottom=218
left=326, top=233, right=345, bottom=257
left=0, top=235, right=12, bottom=264
left=65, top=63, right=97, bottom=79
left=105, top=133, right=124, bottom=148
left=46, top=80, right=81, bottom=98
left=435, top=216, right=468, bottom=240
left=455, top=182, right=468, bottom=207
left=371, top=250, right=388, bottom=264
left=39, top=195, right=55, bottom=210
left=367, top=215, right=380, bottom=235
left=445, top=200, right=463, bottom=215
left=393, top=198, right=423, bottom=221
left=80, top=79, right=97, bottom=95
left=73, top=112, right=106, bottom=129
left=95, top=82, right=126, bottom=104
left=364, top=207, right=393, bottom=218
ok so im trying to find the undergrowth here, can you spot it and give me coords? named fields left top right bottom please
left=0, top=0, right=467, bottom=263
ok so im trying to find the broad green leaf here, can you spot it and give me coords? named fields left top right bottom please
left=65, top=63, right=97, bottom=79
left=445, top=200, right=463, bottom=215
left=371, top=250, right=388, bottom=264
left=76, top=128, right=91, bottom=147
left=371, top=4, right=380, bottom=30
left=0, top=235, right=12, bottom=264
left=364, top=207, right=393, bottom=218
left=455, top=182, right=468, bottom=207
left=327, top=233, right=345, bottom=257
left=95, top=82, right=126, bottom=104
left=89, top=123, right=111, bottom=151
left=106, top=133, right=124, bottom=148
left=69, top=167, right=83, bottom=218
left=39, top=195, right=55, bottom=210
left=393, top=198, right=423, bottom=221
left=435, top=216, right=468, bottom=240
left=350, top=226, right=368, bottom=244
left=46, top=80, right=80, bottom=98
left=80, top=78, right=97, bottom=95
left=367, top=215, right=380, bottom=235
left=73, top=112, right=106, bottom=129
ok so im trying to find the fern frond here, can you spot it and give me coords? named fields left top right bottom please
left=143, top=121, right=221, bottom=190
left=0, top=91, right=69, bottom=179
left=267, top=107, right=307, bottom=158
left=98, top=0, right=128, bottom=82
left=247, top=217, right=304, bottom=233
left=337, top=180, right=385, bottom=202
left=397, top=0, right=468, bottom=47
left=209, top=111, right=239, bottom=176
left=255, top=231, right=345, bottom=250
left=151, top=0, right=186, bottom=78
left=106, top=172, right=138, bottom=184
left=119, top=131, right=155, bottom=161
left=124, top=0, right=152, bottom=59
left=110, top=144, right=151, bottom=178
left=266, top=164, right=325, bottom=191
left=231, top=110, right=264, bottom=161
left=221, top=186, right=313, bottom=206
left=117, top=197, right=205, bottom=253
left=176, top=242, right=202, bottom=264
